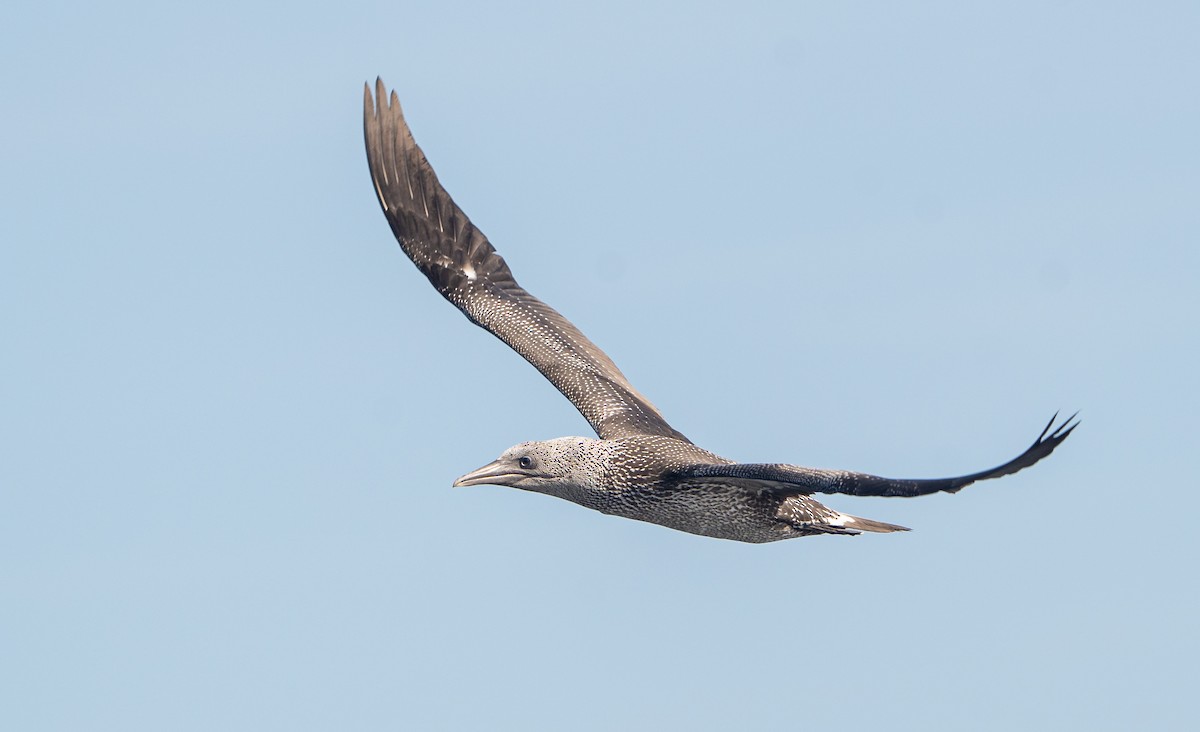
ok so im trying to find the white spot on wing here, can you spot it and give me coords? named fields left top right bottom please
left=464, top=263, right=477, bottom=280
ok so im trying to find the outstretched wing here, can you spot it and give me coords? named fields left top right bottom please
left=363, top=78, right=688, bottom=442
left=668, top=413, right=1078, bottom=497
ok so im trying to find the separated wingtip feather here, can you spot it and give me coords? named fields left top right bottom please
left=1049, top=410, right=1080, bottom=440
left=1037, top=411, right=1059, bottom=442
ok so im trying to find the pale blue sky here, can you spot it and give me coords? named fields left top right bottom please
left=2, top=1, right=1196, bottom=730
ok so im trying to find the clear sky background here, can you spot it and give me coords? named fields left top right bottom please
left=3, top=1, right=1196, bottom=730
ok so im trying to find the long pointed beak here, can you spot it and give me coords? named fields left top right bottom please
left=453, top=460, right=522, bottom=487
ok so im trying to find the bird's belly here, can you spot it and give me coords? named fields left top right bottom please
left=572, top=482, right=797, bottom=544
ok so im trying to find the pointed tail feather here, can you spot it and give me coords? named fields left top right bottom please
left=838, top=513, right=911, bottom=533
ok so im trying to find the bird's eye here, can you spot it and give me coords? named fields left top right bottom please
left=518, top=456, right=534, bottom=469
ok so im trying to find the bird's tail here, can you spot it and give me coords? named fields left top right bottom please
left=837, top=512, right=910, bottom=533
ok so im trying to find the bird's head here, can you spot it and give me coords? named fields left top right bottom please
left=452, top=436, right=602, bottom=492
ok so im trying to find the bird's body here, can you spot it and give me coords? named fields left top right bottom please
left=453, top=436, right=906, bottom=543
left=363, top=78, right=1076, bottom=543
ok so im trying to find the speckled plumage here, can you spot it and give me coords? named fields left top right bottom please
left=363, top=78, right=1078, bottom=543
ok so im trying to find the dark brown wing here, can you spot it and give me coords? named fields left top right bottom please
left=668, top=413, right=1078, bottom=496
left=363, top=78, right=688, bottom=442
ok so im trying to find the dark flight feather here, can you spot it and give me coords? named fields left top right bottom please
left=667, top=412, right=1079, bottom=497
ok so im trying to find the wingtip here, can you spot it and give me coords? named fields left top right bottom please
left=1052, top=410, right=1081, bottom=439
left=1036, top=410, right=1080, bottom=445
left=374, top=77, right=389, bottom=110
left=364, top=77, right=408, bottom=126
left=1037, top=411, right=1059, bottom=441
left=1056, top=415, right=1081, bottom=441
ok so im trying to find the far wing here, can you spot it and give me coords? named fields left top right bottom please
left=668, top=413, right=1078, bottom=497
left=364, top=78, right=688, bottom=442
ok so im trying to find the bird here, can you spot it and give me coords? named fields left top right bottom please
left=362, top=77, right=1077, bottom=543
